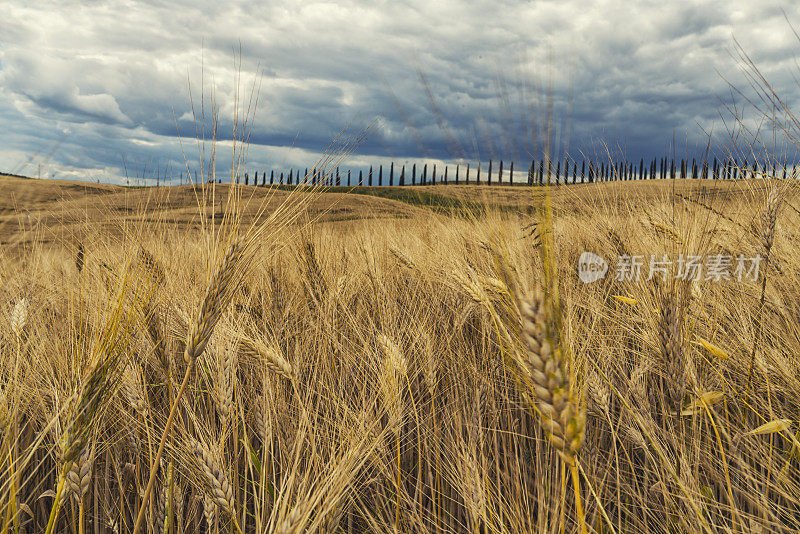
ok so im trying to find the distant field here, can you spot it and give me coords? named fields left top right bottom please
left=0, top=173, right=772, bottom=247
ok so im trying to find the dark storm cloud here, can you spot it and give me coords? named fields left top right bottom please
left=1, top=0, right=799, bottom=184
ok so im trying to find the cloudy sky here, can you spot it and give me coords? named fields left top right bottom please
left=1, top=0, right=800, bottom=185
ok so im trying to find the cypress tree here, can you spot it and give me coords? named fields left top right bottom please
left=379, top=165, right=383, bottom=186
left=487, top=160, right=492, bottom=185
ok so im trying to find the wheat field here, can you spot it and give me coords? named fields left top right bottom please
left=1, top=173, right=799, bottom=533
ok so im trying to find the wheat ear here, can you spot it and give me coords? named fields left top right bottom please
left=216, top=345, right=235, bottom=428
left=517, top=296, right=585, bottom=459
left=202, top=492, right=216, bottom=531
left=658, top=293, right=685, bottom=415
left=190, top=440, right=235, bottom=514
left=377, top=333, right=407, bottom=531
left=517, top=293, right=587, bottom=534
left=746, top=187, right=781, bottom=398
left=10, top=297, right=27, bottom=339
left=65, top=446, right=92, bottom=504
left=240, top=336, right=294, bottom=381
left=190, top=439, right=245, bottom=534
left=155, top=479, right=168, bottom=534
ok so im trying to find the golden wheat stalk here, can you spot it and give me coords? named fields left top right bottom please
left=517, top=296, right=585, bottom=459
left=216, top=345, right=235, bottom=427
left=10, top=298, right=27, bottom=339
left=121, top=370, right=148, bottom=419
left=65, top=446, right=92, bottom=504
left=377, top=334, right=407, bottom=433
left=515, top=290, right=587, bottom=534
left=132, top=238, right=244, bottom=534
left=240, top=336, right=294, bottom=381
left=377, top=333, right=407, bottom=531
left=658, top=293, right=685, bottom=414
left=202, top=492, right=215, bottom=531
left=190, top=440, right=234, bottom=514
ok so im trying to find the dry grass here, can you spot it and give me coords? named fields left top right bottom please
left=1, top=175, right=800, bottom=533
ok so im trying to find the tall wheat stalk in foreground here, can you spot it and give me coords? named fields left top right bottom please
left=44, top=266, right=143, bottom=534
left=131, top=238, right=244, bottom=534
left=518, top=176, right=587, bottom=533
